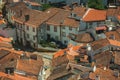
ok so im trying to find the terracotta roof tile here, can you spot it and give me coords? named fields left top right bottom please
left=14, top=74, right=36, bottom=80
left=89, top=68, right=119, bottom=80
left=107, top=7, right=120, bottom=16
left=117, top=15, right=120, bottom=20
left=82, top=9, right=106, bottom=22
left=91, top=38, right=120, bottom=51
left=114, top=51, right=120, bottom=65
left=47, top=64, right=73, bottom=80
left=16, top=59, right=43, bottom=75
left=0, top=48, right=42, bottom=80
left=0, top=42, right=13, bottom=49
left=46, top=8, right=70, bottom=26
left=72, top=7, right=87, bottom=17
left=12, top=4, right=59, bottom=27
left=105, top=31, right=120, bottom=41
left=74, top=33, right=94, bottom=43
left=52, top=54, right=69, bottom=67
left=63, top=18, right=79, bottom=27
left=0, top=37, right=12, bottom=43
left=53, top=49, right=66, bottom=58
left=94, top=51, right=112, bottom=66
left=96, top=26, right=107, bottom=31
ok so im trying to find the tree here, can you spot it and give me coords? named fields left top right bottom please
left=88, top=0, right=105, bottom=10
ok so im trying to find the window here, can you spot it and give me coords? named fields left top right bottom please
left=27, top=34, right=29, bottom=38
left=73, top=14, right=77, bottom=17
left=89, top=23, right=92, bottom=26
left=64, top=40, right=67, bottom=44
left=54, top=26, right=57, bottom=32
left=97, top=22, right=100, bottom=26
left=34, top=43, right=37, bottom=48
left=55, top=36, right=58, bottom=40
left=15, top=22, right=18, bottom=27
left=62, top=26, right=65, bottom=29
left=33, top=35, right=36, bottom=40
left=26, top=26, right=29, bottom=30
left=33, top=28, right=35, bottom=32
left=69, top=27, right=72, bottom=30
left=41, top=0, right=44, bottom=2
left=62, top=32, right=66, bottom=37
left=47, top=25, right=50, bottom=31
left=19, top=24, right=22, bottom=29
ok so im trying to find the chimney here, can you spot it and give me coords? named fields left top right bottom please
left=24, top=15, right=29, bottom=22
left=103, top=67, right=107, bottom=70
left=7, top=70, right=10, bottom=74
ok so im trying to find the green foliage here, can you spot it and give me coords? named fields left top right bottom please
left=40, top=40, right=57, bottom=48
left=88, top=0, right=105, bottom=10
left=42, top=4, right=53, bottom=11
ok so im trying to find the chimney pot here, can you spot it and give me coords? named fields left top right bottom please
left=25, top=15, right=30, bottom=22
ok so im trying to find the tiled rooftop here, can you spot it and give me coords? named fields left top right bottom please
left=0, top=48, right=43, bottom=80
left=89, top=68, right=120, bottom=80
left=72, top=6, right=87, bottom=17
left=82, top=8, right=106, bottom=22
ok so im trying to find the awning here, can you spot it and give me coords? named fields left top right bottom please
left=96, top=26, right=107, bottom=31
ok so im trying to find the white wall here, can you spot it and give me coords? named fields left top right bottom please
left=46, top=24, right=79, bottom=45
left=16, top=22, right=38, bottom=48
left=46, top=25, right=60, bottom=41
left=61, top=26, right=78, bottom=45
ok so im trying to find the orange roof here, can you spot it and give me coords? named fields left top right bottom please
left=108, top=39, right=120, bottom=47
left=0, top=48, right=23, bottom=55
left=0, top=72, right=36, bottom=80
left=72, top=7, right=87, bottom=17
left=14, top=74, right=36, bottom=80
left=0, top=19, right=5, bottom=25
left=89, top=68, right=119, bottom=80
left=82, top=9, right=106, bottom=22
left=96, top=26, right=107, bottom=31
left=63, top=18, right=79, bottom=27
left=54, top=50, right=65, bottom=58
left=0, top=37, right=12, bottom=43
left=117, top=15, right=120, bottom=20
left=0, top=72, right=14, bottom=79
left=72, top=45, right=81, bottom=51
left=16, top=59, right=43, bottom=75
left=54, top=45, right=82, bottom=58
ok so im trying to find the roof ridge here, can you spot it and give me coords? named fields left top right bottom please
left=81, top=8, right=90, bottom=21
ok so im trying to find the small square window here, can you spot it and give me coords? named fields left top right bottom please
left=62, top=32, right=66, bottom=37
left=27, top=34, right=29, bottom=38
left=47, top=25, right=50, bottom=31
left=26, top=26, right=29, bottom=30
left=33, top=28, right=35, bottom=32
left=69, top=27, right=72, bottom=30
left=33, top=35, right=36, bottom=40
left=62, top=26, right=65, bottom=29
left=54, top=26, right=57, bottom=32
